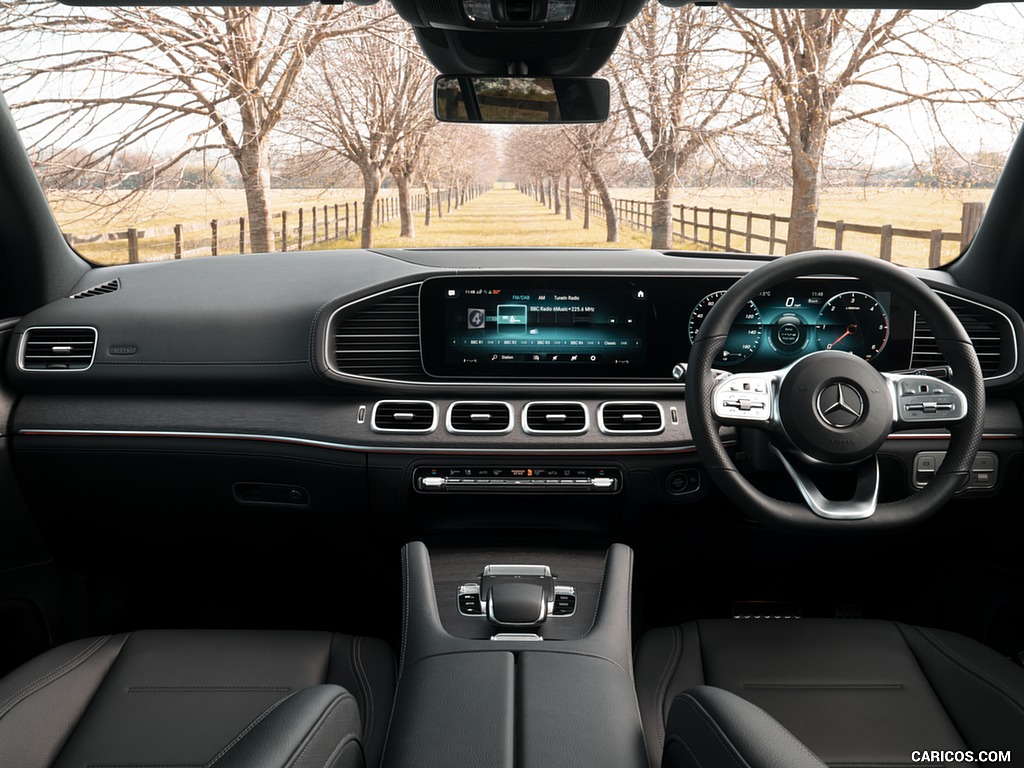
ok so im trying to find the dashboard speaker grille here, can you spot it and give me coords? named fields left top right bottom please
left=332, top=284, right=426, bottom=381
left=69, top=279, right=120, bottom=299
left=599, top=402, right=664, bottom=434
left=372, top=400, right=437, bottom=433
left=912, top=294, right=1009, bottom=378
left=448, top=402, right=513, bottom=433
left=523, top=402, right=588, bottom=434
left=21, top=327, right=97, bottom=371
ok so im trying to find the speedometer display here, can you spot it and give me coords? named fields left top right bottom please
left=688, top=291, right=763, bottom=365
left=814, top=291, right=890, bottom=361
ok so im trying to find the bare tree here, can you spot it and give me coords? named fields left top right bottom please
left=292, top=10, right=432, bottom=248
left=723, top=7, right=1024, bottom=252
left=608, top=3, right=760, bottom=249
left=562, top=121, right=625, bottom=243
left=390, top=125, right=434, bottom=239
left=0, top=2, right=374, bottom=253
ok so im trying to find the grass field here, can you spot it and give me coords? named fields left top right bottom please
left=47, top=184, right=989, bottom=268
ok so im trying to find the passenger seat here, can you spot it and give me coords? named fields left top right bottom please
left=0, top=629, right=395, bottom=768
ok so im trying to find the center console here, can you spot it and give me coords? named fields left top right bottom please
left=380, top=542, right=647, bottom=768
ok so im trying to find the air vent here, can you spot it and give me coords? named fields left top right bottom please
left=598, top=402, right=665, bottom=434
left=371, top=400, right=437, bottom=433
left=523, top=402, right=588, bottom=435
left=911, top=293, right=1013, bottom=379
left=69, top=279, right=120, bottom=299
left=331, top=284, right=424, bottom=381
left=20, top=327, right=97, bottom=371
left=447, top=401, right=514, bottom=434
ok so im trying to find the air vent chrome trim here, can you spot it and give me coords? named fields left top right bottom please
left=912, top=290, right=1019, bottom=383
left=370, top=400, right=438, bottom=433
left=597, top=401, right=665, bottom=435
left=446, top=401, right=514, bottom=435
left=17, top=326, right=98, bottom=372
left=522, top=401, right=589, bottom=435
left=69, top=279, right=120, bottom=299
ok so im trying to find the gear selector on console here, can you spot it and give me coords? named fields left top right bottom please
left=457, top=564, right=577, bottom=633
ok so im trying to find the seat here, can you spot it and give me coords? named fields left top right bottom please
left=635, top=619, right=1024, bottom=768
left=0, top=629, right=395, bottom=768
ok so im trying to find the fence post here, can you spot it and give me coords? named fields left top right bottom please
left=345, top=203, right=350, bottom=239
left=282, top=211, right=288, bottom=252
left=708, top=207, right=715, bottom=249
left=174, top=224, right=182, bottom=260
left=725, top=209, right=733, bottom=251
left=312, top=206, right=318, bottom=244
left=769, top=214, right=777, bottom=255
left=879, top=224, right=893, bottom=262
left=239, top=217, right=245, bottom=254
left=677, top=204, right=684, bottom=242
left=298, top=208, right=304, bottom=250
left=210, top=219, right=218, bottom=256
left=961, top=202, right=985, bottom=249
left=334, top=204, right=339, bottom=240
left=693, top=206, right=698, bottom=243
left=353, top=202, right=358, bottom=234
left=834, top=220, right=845, bottom=251
left=127, top=228, right=139, bottom=264
left=745, top=212, right=753, bottom=253
left=929, top=229, right=943, bottom=268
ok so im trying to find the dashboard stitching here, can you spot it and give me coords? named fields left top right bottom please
left=14, top=447, right=366, bottom=470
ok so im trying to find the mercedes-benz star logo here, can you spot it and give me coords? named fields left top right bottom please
left=816, top=382, right=865, bottom=428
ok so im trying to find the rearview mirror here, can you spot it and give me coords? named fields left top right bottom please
left=434, top=76, right=610, bottom=124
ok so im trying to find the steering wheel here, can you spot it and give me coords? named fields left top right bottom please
left=685, top=251, right=985, bottom=532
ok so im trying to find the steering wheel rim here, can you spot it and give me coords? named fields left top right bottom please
left=685, top=251, right=985, bottom=532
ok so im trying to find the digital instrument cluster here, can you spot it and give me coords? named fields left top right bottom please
left=419, top=275, right=912, bottom=380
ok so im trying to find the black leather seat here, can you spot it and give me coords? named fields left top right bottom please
left=636, top=619, right=1024, bottom=768
left=0, top=629, right=395, bottom=768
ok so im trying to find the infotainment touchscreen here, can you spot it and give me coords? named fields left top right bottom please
left=419, top=276, right=654, bottom=378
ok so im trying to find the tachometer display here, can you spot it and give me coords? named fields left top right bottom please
left=814, top=291, right=889, bottom=361
left=688, top=291, right=763, bottom=365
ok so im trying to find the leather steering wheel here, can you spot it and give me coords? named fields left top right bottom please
left=685, top=251, right=985, bottom=532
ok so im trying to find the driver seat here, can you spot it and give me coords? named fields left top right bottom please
left=635, top=619, right=1024, bottom=767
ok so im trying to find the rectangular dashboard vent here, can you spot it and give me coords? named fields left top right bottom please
left=332, top=285, right=425, bottom=381
left=911, top=294, right=1010, bottom=378
left=371, top=400, right=437, bottom=433
left=599, top=402, right=664, bottom=434
left=523, top=402, right=588, bottom=434
left=20, top=327, right=97, bottom=371
left=447, top=402, right=513, bottom=434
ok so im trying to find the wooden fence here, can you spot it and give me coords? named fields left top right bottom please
left=564, top=189, right=985, bottom=267
left=64, top=184, right=482, bottom=263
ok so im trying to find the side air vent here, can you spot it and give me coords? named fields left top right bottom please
left=20, top=327, right=97, bottom=371
left=523, top=402, right=588, bottom=435
left=331, top=284, right=425, bottom=381
left=598, top=402, right=665, bottom=434
left=371, top=400, right=437, bottom=433
left=447, top=401, right=514, bottom=434
left=911, top=293, right=1015, bottom=379
left=69, top=279, right=120, bottom=299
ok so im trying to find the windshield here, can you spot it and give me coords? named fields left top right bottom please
left=1, top=2, right=1021, bottom=268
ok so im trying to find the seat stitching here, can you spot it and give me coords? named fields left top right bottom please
left=908, top=625, right=1024, bottom=714
left=127, top=686, right=290, bottom=693
left=289, top=693, right=350, bottom=768
left=653, top=626, right=683, bottom=753
left=320, top=734, right=361, bottom=768
left=665, top=734, right=707, bottom=768
left=679, top=692, right=825, bottom=768
left=205, top=695, right=290, bottom=767
left=0, top=635, right=111, bottom=719
left=352, top=637, right=374, bottom=747
left=741, top=683, right=903, bottom=690
left=676, top=695, right=748, bottom=768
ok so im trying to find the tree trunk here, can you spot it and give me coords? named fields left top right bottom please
left=359, top=166, right=382, bottom=249
left=424, top=182, right=432, bottom=226
left=564, top=174, right=572, bottom=220
left=589, top=167, right=618, bottom=243
left=786, top=153, right=820, bottom=253
left=554, top=178, right=561, bottom=215
left=650, top=167, right=673, bottom=249
left=238, top=137, right=273, bottom=253
left=581, top=174, right=592, bottom=230
left=539, top=180, right=546, bottom=207
left=396, top=173, right=414, bottom=238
